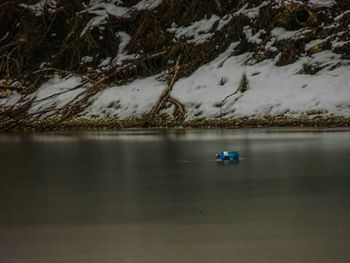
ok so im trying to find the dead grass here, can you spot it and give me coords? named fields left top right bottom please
left=1, top=0, right=349, bottom=131
left=3, top=115, right=350, bottom=132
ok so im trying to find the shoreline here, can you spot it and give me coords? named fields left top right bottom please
left=1, top=116, right=350, bottom=133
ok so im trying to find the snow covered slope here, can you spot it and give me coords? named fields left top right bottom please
left=172, top=46, right=350, bottom=119
left=1, top=0, right=350, bottom=129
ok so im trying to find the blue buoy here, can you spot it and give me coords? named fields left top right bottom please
left=216, top=151, right=240, bottom=161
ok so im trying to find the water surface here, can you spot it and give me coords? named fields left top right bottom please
left=0, top=129, right=350, bottom=263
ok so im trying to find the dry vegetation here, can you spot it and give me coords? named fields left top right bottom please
left=0, top=0, right=349, bottom=131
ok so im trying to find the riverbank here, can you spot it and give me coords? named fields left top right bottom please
left=1, top=1, right=349, bottom=132
left=2, top=115, right=350, bottom=132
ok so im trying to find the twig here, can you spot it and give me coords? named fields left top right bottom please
left=31, top=81, right=88, bottom=105
left=0, top=85, right=22, bottom=91
left=33, top=67, right=72, bottom=75
left=147, top=55, right=182, bottom=119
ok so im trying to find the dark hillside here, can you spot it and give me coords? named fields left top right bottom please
left=1, top=0, right=349, bottom=131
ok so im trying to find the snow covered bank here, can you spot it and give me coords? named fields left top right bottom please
left=171, top=45, right=350, bottom=119
left=1, top=0, right=350, bottom=131
left=28, top=75, right=86, bottom=117
left=23, top=45, right=349, bottom=121
left=84, top=76, right=166, bottom=119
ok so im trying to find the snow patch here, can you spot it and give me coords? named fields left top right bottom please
left=171, top=44, right=350, bottom=118
left=29, top=75, right=86, bottom=116
left=133, top=0, right=163, bottom=11
left=80, top=1, right=129, bottom=37
left=19, top=0, right=57, bottom=17
left=332, top=40, right=350, bottom=49
left=308, top=0, right=336, bottom=8
left=244, top=27, right=266, bottom=45
left=0, top=91, right=22, bottom=108
left=85, top=76, right=166, bottom=119
left=81, top=56, right=94, bottom=64
left=234, top=1, right=269, bottom=18
left=305, top=39, right=327, bottom=50
left=168, top=15, right=220, bottom=44
left=271, top=27, right=299, bottom=40
left=217, top=15, right=234, bottom=31
left=113, top=32, right=138, bottom=65
left=99, top=57, right=112, bottom=68
left=81, top=0, right=163, bottom=36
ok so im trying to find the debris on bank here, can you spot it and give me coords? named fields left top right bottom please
left=0, top=0, right=350, bottom=131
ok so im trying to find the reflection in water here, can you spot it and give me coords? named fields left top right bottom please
left=0, top=129, right=350, bottom=263
left=216, top=159, right=240, bottom=167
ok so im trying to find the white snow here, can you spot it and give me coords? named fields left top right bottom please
left=271, top=27, right=299, bottom=40
left=335, top=10, right=350, bottom=22
left=81, top=0, right=163, bottom=36
left=44, top=44, right=350, bottom=120
left=16, top=0, right=350, bottom=121
left=168, top=15, right=220, bottom=44
left=234, top=1, right=270, bottom=18
left=95, top=31, right=138, bottom=68
left=217, top=15, right=233, bottom=31
left=273, top=0, right=304, bottom=7
left=305, top=39, right=327, bottom=51
left=170, top=44, right=350, bottom=118
left=308, top=0, right=336, bottom=8
left=28, top=75, right=86, bottom=117
left=19, top=0, right=57, bottom=17
left=332, top=40, right=350, bottom=49
left=85, top=75, right=167, bottom=119
left=273, top=0, right=336, bottom=8
left=244, top=27, right=266, bottom=45
left=0, top=91, right=22, bottom=108
left=265, top=39, right=278, bottom=52
left=99, top=57, right=112, bottom=68
left=80, top=1, right=130, bottom=37
left=133, top=0, right=163, bottom=11
left=112, top=32, right=138, bottom=65
left=81, top=56, right=94, bottom=64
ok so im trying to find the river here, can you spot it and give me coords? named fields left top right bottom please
left=0, top=129, right=349, bottom=263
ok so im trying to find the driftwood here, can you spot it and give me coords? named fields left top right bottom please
left=147, top=55, right=185, bottom=122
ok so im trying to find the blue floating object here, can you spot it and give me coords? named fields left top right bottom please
left=216, top=151, right=239, bottom=161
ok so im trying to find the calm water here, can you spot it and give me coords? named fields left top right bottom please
left=0, top=129, right=350, bottom=263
